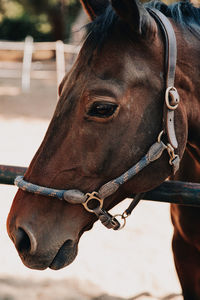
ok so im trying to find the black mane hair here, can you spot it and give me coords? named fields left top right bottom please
left=85, top=5, right=118, bottom=48
left=147, top=0, right=200, bottom=38
left=86, top=0, right=200, bottom=45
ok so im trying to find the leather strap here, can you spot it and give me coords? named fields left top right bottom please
left=148, top=9, right=176, bottom=87
left=148, top=8, right=179, bottom=150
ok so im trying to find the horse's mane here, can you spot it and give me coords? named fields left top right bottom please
left=86, top=0, right=200, bottom=45
left=147, top=0, right=200, bottom=38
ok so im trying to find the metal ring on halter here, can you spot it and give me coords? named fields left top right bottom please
left=82, top=191, right=103, bottom=213
left=122, top=211, right=129, bottom=219
left=111, top=214, right=127, bottom=230
left=167, top=144, right=178, bottom=165
left=165, top=86, right=179, bottom=110
left=167, top=143, right=178, bottom=165
left=157, top=130, right=164, bottom=143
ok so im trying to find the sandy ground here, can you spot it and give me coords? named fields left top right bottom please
left=0, top=76, right=183, bottom=300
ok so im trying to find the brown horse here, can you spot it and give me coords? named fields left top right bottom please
left=7, top=0, right=200, bottom=299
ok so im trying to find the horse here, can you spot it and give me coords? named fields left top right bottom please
left=7, top=0, right=200, bottom=299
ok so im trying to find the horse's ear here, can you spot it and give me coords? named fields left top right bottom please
left=80, top=0, right=109, bottom=20
left=111, top=0, right=154, bottom=35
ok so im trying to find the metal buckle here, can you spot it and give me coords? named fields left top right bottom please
left=165, top=86, right=179, bottom=110
left=83, top=191, right=103, bottom=213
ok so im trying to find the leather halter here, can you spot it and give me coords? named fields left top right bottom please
left=15, top=9, right=180, bottom=231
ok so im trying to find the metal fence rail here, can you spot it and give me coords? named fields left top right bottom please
left=1, top=164, right=200, bottom=207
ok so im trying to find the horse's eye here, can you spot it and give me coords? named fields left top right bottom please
left=87, top=102, right=118, bottom=118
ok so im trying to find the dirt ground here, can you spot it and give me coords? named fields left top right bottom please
left=0, top=74, right=183, bottom=300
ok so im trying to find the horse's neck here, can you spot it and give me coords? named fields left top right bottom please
left=175, top=28, right=200, bottom=182
left=177, top=30, right=200, bottom=139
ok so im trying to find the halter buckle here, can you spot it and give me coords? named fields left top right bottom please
left=83, top=191, right=103, bottom=213
left=165, top=86, right=179, bottom=110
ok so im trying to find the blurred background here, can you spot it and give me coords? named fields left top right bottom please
left=0, top=0, right=199, bottom=299
left=0, top=0, right=82, bottom=42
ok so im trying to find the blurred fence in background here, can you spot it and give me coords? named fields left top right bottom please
left=0, top=36, right=80, bottom=94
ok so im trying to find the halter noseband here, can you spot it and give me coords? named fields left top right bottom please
left=15, top=9, right=180, bottom=231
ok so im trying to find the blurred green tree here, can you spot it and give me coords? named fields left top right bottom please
left=1, top=0, right=194, bottom=42
left=15, top=0, right=81, bottom=40
left=0, top=0, right=81, bottom=41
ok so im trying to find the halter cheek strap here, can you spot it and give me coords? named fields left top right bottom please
left=148, top=8, right=180, bottom=150
left=14, top=9, right=180, bottom=231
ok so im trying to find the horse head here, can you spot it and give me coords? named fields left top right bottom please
left=7, top=0, right=187, bottom=270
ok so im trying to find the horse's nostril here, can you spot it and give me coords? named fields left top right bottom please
left=15, top=227, right=30, bottom=253
left=15, top=227, right=37, bottom=255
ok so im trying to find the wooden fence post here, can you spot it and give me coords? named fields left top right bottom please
left=22, top=36, right=33, bottom=92
left=56, top=40, right=65, bottom=97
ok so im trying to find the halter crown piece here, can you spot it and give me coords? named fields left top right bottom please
left=15, top=9, right=180, bottom=231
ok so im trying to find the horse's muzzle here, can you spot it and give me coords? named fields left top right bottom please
left=49, top=239, right=78, bottom=270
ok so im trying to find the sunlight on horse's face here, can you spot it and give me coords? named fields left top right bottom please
left=7, top=22, right=184, bottom=271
